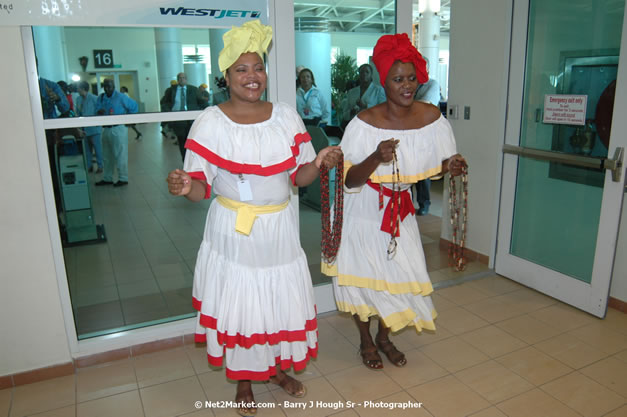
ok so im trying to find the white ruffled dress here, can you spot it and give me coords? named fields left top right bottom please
left=323, top=115, right=457, bottom=332
left=183, top=103, right=318, bottom=381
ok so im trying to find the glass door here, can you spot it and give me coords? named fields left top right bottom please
left=496, top=0, right=627, bottom=317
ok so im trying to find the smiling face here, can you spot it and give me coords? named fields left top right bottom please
left=298, top=69, right=314, bottom=91
left=384, top=61, right=418, bottom=107
left=225, top=52, right=267, bottom=103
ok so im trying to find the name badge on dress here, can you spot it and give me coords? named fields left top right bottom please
left=237, top=174, right=253, bottom=202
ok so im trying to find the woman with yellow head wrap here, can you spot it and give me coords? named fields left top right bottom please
left=322, top=34, right=466, bottom=371
left=166, top=20, right=342, bottom=416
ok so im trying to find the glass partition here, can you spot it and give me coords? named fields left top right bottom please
left=293, top=0, right=396, bottom=285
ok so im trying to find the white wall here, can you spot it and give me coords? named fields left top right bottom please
left=0, top=26, right=72, bottom=376
left=445, top=0, right=510, bottom=257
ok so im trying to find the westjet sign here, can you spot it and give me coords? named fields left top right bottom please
left=159, top=8, right=261, bottom=19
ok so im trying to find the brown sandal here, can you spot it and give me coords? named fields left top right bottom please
left=359, top=345, right=384, bottom=370
left=235, top=382, right=257, bottom=416
left=269, top=373, right=307, bottom=398
left=376, top=339, right=407, bottom=367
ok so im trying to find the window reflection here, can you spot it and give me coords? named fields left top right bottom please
left=33, top=26, right=233, bottom=118
left=48, top=122, right=205, bottom=339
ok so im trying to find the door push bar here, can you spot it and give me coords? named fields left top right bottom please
left=502, top=144, right=624, bottom=183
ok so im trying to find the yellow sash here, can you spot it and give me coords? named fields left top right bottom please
left=216, top=196, right=289, bottom=236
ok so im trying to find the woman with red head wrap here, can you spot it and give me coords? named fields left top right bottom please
left=323, top=33, right=466, bottom=370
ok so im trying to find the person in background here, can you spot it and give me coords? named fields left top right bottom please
left=341, top=63, right=386, bottom=127
left=56, top=80, right=74, bottom=117
left=120, top=86, right=142, bottom=140
left=296, top=68, right=329, bottom=127
left=413, top=56, right=442, bottom=215
left=198, top=83, right=211, bottom=109
left=324, top=33, right=466, bottom=370
left=95, top=78, right=138, bottom=187
left=76, top=81, right=103, bottom=173
left=166, top=21, right=342, bottom=416
left=160, top=72, right=203, bottom=160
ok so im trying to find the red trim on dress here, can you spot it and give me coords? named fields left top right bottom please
left=187, top=171, right=211, bottom=199
left=224, top=344, right=318, bottom=381
left=186, top=139, right=296, bottom=176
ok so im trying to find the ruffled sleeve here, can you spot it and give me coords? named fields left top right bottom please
left=285, top=106, right=316, bottom=185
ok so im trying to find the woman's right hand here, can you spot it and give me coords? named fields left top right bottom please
left=166, top=169, right=192, bottom=196
left=374, top=138, right=399, bottom=163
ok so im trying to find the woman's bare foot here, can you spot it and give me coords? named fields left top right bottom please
left=235, top=380, right=257, bottom=416
left=269, top=369, right=306, bottom=398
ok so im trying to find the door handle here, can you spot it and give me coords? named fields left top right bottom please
left=502, top=145, right=624, bottom=183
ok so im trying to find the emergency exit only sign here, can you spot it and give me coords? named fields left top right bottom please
left=543, top=94, right=587, bottom=125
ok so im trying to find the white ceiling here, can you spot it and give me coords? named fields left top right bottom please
left=293, top=0, right=451, bottom=33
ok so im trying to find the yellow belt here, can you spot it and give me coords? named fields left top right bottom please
left=216, top=196, right=289, bottom=236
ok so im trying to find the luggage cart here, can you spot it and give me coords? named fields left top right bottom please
left=55, top=135, right=106, bottom=246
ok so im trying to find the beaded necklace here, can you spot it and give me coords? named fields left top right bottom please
left=386, top=150, right=401, bottom=259
left=448, top=165, right=469, bottom=271
left=320, top=155, right=344, bottom=263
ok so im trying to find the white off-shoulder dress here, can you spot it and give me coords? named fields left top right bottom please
left=323, top=115, right=457, bottom=332
left=183, top=103, right=318, bottom=381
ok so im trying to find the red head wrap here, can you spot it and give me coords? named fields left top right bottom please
left=373, top=33, right=428, bottom=87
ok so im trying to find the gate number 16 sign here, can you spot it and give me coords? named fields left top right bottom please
left=93, top=50, right=114, bottom=68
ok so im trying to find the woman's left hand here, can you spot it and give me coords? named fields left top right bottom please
left=315, top=146, right=343, bottom=169
left=447, top=154, right=467, bottom=176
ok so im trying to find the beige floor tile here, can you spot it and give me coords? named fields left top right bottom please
left=269, top=377, right=343, bottom=417
left=420, top=336, right=489, bottom=373
left=27, top=405, right=75, bottom=416
left=209, top=390, right=284, bottom=417
left=603, top=404, right=627, bottom=417
left=322, top=313, right=361, bottom=347
left=433, top=307, right=489, bottom=335
left=568, top=322, right=627, bottom=355
left=580, top=356, right=627, bottom=397
left=616, top=349, right=627, bottom=363
left=468, top=407, right=507, bottom=417
left=455, top=360, right=534, bottom=403
left=0, top=388, right=11, bottom=417
left=140, top=376, right=207, bottom=417
left=175, top=409, right=214, bottom=416
left=134, top=347, right=196, bottom=388
left=460, top=325, right=527, bottom=358
left=497, top=389, right=580, bottom=417
left=429, top=293, right=457, bottom=312
left=406, top=375, right=490, bottom=417
left=465, top=275, right=522, bottom=297
left=312, top=327, right=363, bottom=375
left=541, top=371, right=624, bottom=417
left=463, top=296, right=526, bottom=324
left=380, top=350, right=448, bottom=389
left=325, top=365, right=402, bottom=403
left=186, top=343, right=214, bottom=375
left=76, top=358, right=138, bottom=402
left=534, top=333, right=610, bottom=369
left=435, top=284, right=490, bottom=306
left=496, top=288, right=557, bottom=314
left=396, top=326, right=454, bottom=350
left=327, top=410, right=358, bottom=417
left=495, top=346, right=572, bottom=386
left=603, top=309, right=627, bottom=336
left=355, top=391, right=433, bottom=417
left=10, top=375, right=75, bottom=417
left=529, top=303, right=598, bottom=332
left=76, top=390, right=143, bottom=417
left=495, top=314, right=563, bottom=344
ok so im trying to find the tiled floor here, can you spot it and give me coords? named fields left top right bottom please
left=61, top=123, right=478, bottom=338
left=2, top=274, right=626, bottom=417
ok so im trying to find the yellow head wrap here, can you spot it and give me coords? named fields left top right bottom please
left=218, top=20, right=273, bottom=74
